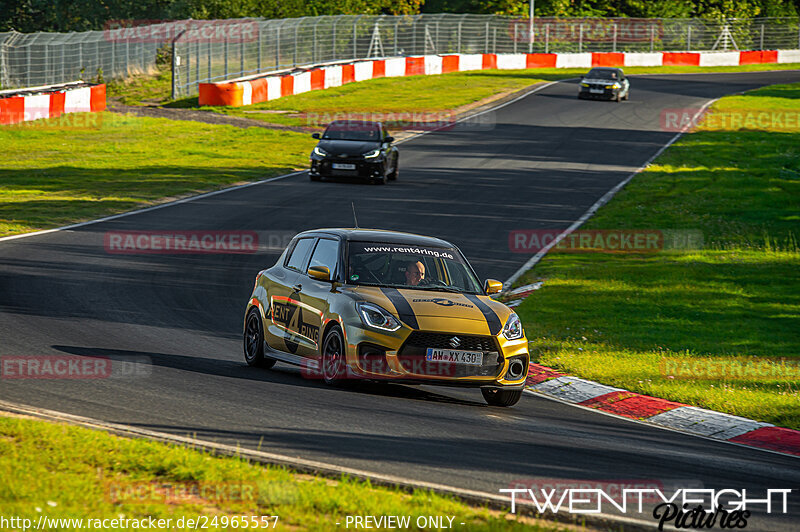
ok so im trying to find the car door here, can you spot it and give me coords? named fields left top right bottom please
left=265, top=236, right=315, bottom=356
left=296, top=237, right=342, bottom=362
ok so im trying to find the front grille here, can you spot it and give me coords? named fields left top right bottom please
left=398, top=331, right=502, bottom=378
left=403, top=331, right=497, bottom=351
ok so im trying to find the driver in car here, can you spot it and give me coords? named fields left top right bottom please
left=404, top=261, right=425, bottom=286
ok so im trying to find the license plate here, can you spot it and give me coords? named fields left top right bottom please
left=332, top=163, right=356, bottom=170
left=426, top=348, right=483, bottom=365
left=589, top=88, right=604, bottom=94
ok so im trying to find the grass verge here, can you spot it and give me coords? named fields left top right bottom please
left=108, top=63, right=800, bottom=129
left=513, top=82, right=800, bottom=429
left=0, top=414, right=571, bottom=531
left=0, top=112, right=314, bottom=237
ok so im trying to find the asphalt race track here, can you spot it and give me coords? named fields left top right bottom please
left=2, top=72, right=800, bottom=531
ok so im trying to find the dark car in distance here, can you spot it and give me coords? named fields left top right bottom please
left=578, top=67, right=630, bottom=102
left=309, top=120, right=399, bottom=184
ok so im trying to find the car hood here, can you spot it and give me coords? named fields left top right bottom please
left=318, top=139, right=380, bottom=156
left=345, top=286, right=512, bottom=336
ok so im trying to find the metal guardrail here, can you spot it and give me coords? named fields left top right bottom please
left=1, top=15, right=799, bottom=94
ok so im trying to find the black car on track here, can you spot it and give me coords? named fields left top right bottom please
left=578, top=67, right=630, bottom=102
left=309, top=120, right=399, bottom=184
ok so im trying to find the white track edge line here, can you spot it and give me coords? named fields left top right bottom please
left=0, top=171, right=306, bottom=244
left=0, top=399, right=668, bottom=532
left=504, top=97, right=719, bottom=289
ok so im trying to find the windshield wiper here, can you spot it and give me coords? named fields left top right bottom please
left=414, top=286, right=465, bottom=293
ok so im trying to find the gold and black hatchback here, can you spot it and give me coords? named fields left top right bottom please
left=244, top=228, right=529, bottom=406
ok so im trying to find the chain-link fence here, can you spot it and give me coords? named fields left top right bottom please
left=0, top=20, right=255, bottom=90
left=172, top=15, right=800, bottom=98
left=2, top=15, right=799, bottom=94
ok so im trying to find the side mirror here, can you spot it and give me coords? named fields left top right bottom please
left=484, top=279, right=503, bottom=295
left=580, top=75, right=585, bottom=80
left=308, top=265, right=331, bottom=281
left=384, top=136, right=394, bottom=143
left=311, top=133, right=320, bottom=139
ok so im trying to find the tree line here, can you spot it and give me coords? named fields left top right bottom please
left=1, top=0, right=797, bottom=33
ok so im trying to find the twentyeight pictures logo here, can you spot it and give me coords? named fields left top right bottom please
left=500, top=485, right=793, bottom=531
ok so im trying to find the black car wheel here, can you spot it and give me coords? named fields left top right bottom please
left=481, top=388, right=523, bottom=407
left=244, top=308, right=276, bottom=368
left=322, top=326, right=347, bottom=385
left=372, top=168, right=387, bottom=185
left=310, top=173, right=321, bottom=181
left=388, top=155, right=399, bottom=181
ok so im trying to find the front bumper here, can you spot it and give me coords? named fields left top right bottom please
left=310, top=156, right=385, bottom=179
left=579, top=86, right=619, bottom=100
left=340, top=325, right=529, bottom=388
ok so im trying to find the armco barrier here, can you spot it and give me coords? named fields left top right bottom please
left=198, top=50, right=800, bottom=107
left=0, top=83, right=106, bottom=125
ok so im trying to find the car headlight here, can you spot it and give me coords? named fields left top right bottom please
left=313, top=146, right=329, bottom=157
left=580, top=82, right=589, bottom=87
left=363, top=148, right=381, bottom=159
left=606, top=83, right=621, bottom=89
left=502, top=313, right=524, bottom=340
left=357, top=302, right=401, bottom=331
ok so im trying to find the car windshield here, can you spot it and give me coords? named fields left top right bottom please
left=587, top=69, right=618, bottom=80
left=346, top=241, right=483, bottom=294
left=323, top=121, right=381, bottom=141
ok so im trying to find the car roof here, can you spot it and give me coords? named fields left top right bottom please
left=294, top=228, right=455, bottom=248
left=589, top=67, right=623, bottom=73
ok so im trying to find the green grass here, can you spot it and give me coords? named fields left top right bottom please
left=513, top=82, right=800, bottom=429
left=0, top=414, right=569, bottom=531
left=0, top=112, right=314, bottom=237
left=107, top=66, right=172, bottom=106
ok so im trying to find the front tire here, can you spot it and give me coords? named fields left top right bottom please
left=244, top=308, right=276, bottom=368
left=481, top=388, right=523, bottom=407
left=388, top=155, right=399, bottom=181
left=321, top=326, right=347, bottom=385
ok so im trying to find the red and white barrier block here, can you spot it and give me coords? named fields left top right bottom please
left=0, top=83, right=106, bottom=126
left=198, top=49, right=800, bottom=107
left=526, top=363, right=800, bottom=457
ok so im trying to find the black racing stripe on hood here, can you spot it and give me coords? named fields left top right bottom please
left=380, top=287, right=419, bottom=330
left=464, top=294, right=502, bottom=335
